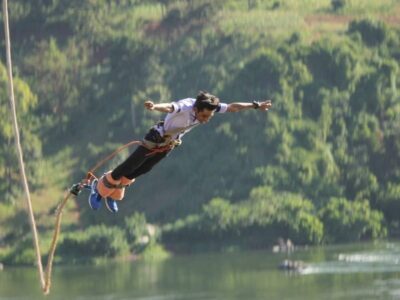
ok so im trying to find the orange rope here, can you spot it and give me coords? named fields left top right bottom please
left=42, top=141, right=142, bottom=295
left=145, top=144, right=174, bottom=156
left=42, top=139, right=143, bottom=294
left=88, top=140, right=143, bottom=175
left=43, top=191, right=72, bottom=294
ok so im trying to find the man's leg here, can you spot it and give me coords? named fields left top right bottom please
left=89, top=137, right=171, bottom=212
left=89, top=145, right=151, bottom=212
left=95, top=145, right=149, bottom=197
left=126, top=150, right=169, bottom=179
left=112, top=145, right=152, bottom=179
left=104, top=150, right=169, bottom=212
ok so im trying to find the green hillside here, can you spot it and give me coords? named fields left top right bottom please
left=1, top=0, right=400, bottom=264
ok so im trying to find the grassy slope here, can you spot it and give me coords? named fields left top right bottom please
left=2, top=0, right=400, bottom=255
left=217, top=0, right=400, bottom=42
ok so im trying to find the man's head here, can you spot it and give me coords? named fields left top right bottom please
left=194, top=91, right=220, bottom=123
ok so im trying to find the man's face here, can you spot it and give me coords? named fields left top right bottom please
left=194, top=108, right=215, bottom=123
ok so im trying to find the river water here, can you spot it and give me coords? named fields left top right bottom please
left=1, top=242, right=400, bottom=300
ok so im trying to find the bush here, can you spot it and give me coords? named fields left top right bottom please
left=320, top=197, right=387, bottom=243
left=249, top=187, right=324, bottom=244
left=140, top=243, right=170, bottom=261
left=348, top=19, right=389, bottom=47
left=125, top=212, right=148, bottom=245
left=163, top=188, right=324, bottom=247
left=377, top=183, right=400, bottom=225
left=2, top=235, right=38, bottom=265
left=58, top=225, right=129, bottom=261
left=331, top=0, right=346, bottom=12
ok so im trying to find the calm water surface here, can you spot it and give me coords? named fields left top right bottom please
left=1, top=242, right=400, bottom=300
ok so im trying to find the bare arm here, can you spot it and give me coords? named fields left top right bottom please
left=144, top=100, right=173, bottom=113
left=227, top=100, right=272, bottom=113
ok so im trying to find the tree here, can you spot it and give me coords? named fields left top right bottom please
left=23, top=38, right=89, bottom=127
left=348, top=19, right=389, bottom=47
left=306, top=39, right=361, bottom=91
left=320, top=197, right=386, bottom=242
left=331, top=0, right=346, bottom=12
left=229, top=49, right=286, bottom=99
left=0, top=63, right=42, bottom=203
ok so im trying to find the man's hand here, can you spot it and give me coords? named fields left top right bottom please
left=258, top=100, right=272, bottom=111
left=144, top=100, right=155, bottom=111
left=144, top=100, right=174, bottom=113
left=227, top=100, right=272, bottom=113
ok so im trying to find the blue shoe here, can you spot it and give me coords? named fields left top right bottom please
left=105, top=198, right=118, bottom=213
left=88, top=179, right=102, bottom=210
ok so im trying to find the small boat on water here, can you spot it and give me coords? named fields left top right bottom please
left=279, top=259, right=306, bottom=271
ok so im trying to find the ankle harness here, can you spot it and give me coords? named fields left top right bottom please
left=102, top=175, right=131, bottom=189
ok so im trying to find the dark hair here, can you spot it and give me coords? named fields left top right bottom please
left=194, top=91, right=220, bottom=111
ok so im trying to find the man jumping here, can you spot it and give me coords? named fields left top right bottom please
left=89, top=91, right=272, bottom=212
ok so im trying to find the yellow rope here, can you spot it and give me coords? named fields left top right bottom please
left=3, top=1, right=143, bottom=294
left=2, top=0, right=45, bottom=290
left=3, top=1, right=74, bottom=294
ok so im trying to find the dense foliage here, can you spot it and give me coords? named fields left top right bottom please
left=1, top=0, right=399, bottom=264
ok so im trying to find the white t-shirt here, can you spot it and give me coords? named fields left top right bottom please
left=155, top=98, right=228, bottom=140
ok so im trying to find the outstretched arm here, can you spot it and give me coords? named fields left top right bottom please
left=144, top=100, right=173, bottom=113
left=227, top=100, right=272, bottom=113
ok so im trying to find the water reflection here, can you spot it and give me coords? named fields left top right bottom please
left=0, top=243, right=400, bottom=300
